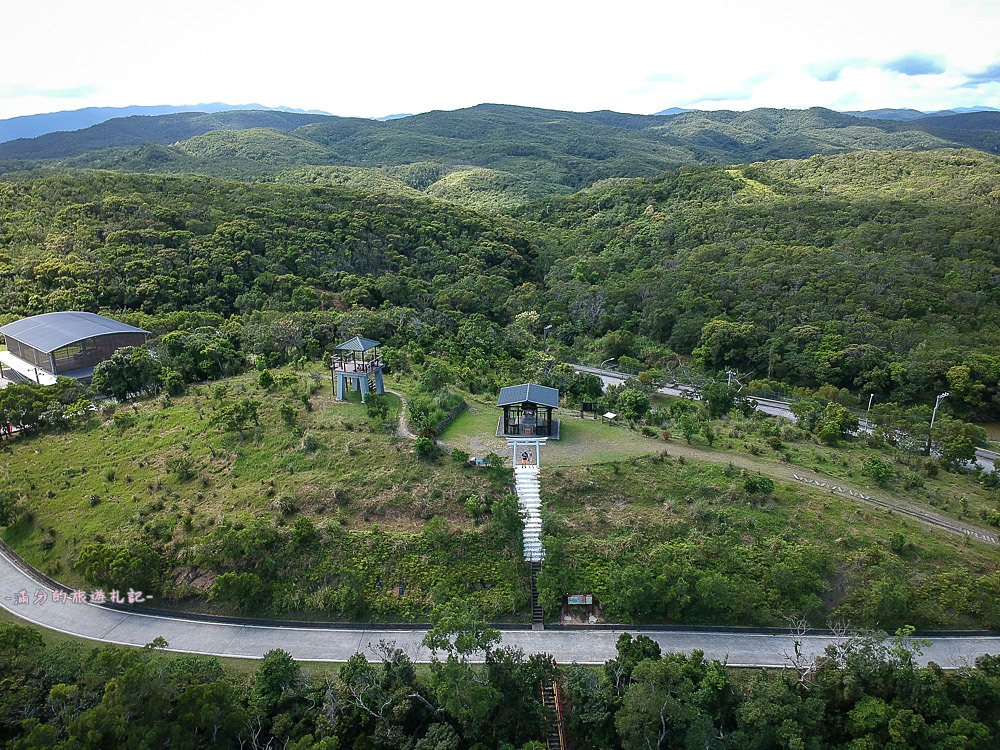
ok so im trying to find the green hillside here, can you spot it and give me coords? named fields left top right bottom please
left=519, top=148, right=1000, bottom=420
left=3, top=104, right=997, bottom=212
left=0, top=109, right=333, bottom=160
left=2, top=150, right=999, bottom=417
left=2, top=149, right=1000, bottom=631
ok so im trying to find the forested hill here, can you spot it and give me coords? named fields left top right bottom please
left=0, top=172, right=539, bottom=321
left=0, top=110, right=335, bottom=161
left=522, top=148, right=1000, bottom=417
left=2, top=149, right=1000, bottom=416
left=2, top=105, right=999, bottom=209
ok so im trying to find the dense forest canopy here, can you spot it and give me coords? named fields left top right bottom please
left=4, top=620, right=1000, bottom=750
left=2, top=147, right=999, bottom=417
left=522, top=149, right=1000, bottom=417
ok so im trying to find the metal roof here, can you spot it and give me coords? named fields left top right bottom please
left=497, top=383, right=560, bottom=408
left=0, top=312, right=149, bottom=354
left=335, top=336, right=381, bottom=352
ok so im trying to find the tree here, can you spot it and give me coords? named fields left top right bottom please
left=615, top=650, right=736, bottom=750
left=569, top=372, right=605, bottom=403
left=415, top=436, right=438, bottom=460
left=250, top=648, right=310, bottom=745
left=418, top=360, right=452, bottom=393
left=365, top=392, right=390, bottom=423
left=210, top=397, right=260, bottom=441
left=701, top=381, right=738, bottom=418
left=74, top=541, right=164, bottom=593
left=423, top=600, right=503, bottom=739
left=615, top=388, right=650, bottom=422
left=676, top=414, right=698, bottom=444
left=693, top=318, right=759, bottom=370
left=337, top=641, right=439, bottom=746
left=604, top=633, right=662, bottom=698
left=744, top=474, right=774, bottom=495
left=209, top=572, right=268, bottom=612
left=931, top=415, right=984, bottom=468
left=792, top=399, right=858, bottom=444
left=91, top=346, right=162, bottom=401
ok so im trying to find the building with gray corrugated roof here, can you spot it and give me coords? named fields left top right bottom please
left=0, top=311, right=149, bottom=385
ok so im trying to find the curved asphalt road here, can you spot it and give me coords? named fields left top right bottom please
left=3, top=545, right=999, bottom=668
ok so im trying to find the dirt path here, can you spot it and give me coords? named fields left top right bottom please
left=628, top=438, right=1000, bottom=546
left=442, top=407, right=999, bottom=547
left=385, top=388, right=417, bottom=440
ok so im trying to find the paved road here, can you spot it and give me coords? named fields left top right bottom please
left=3, top=544, right=999, bottom=667
left=571, top=365, right=998, bottom=473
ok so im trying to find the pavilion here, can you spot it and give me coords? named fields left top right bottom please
left=331, top=336, right=385, bottom=402
left=496, top=383, right=560, bottom=439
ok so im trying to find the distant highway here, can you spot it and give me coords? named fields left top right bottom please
left=571, top=365, right=998, bottom=474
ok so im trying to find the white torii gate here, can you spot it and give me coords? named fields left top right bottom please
left=507, top=436, right=548, bottom=468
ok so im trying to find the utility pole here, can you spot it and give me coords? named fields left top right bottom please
left=925, top=392, right=949, bottom=456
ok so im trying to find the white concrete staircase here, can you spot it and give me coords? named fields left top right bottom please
left=514, top=466, right=544, bottom=562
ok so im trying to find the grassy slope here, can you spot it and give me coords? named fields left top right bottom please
left=2, top=367, right=495, bottom=583
left=4, top=372, right=999, bottom=627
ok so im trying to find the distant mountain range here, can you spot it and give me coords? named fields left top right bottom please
left=843, top=106, right=1000, bottom=121
left=4, top=103, right=997, bottom=144
left=1, top=103, right=998, bottom=210
left=0, top=103, right=336, bottom=143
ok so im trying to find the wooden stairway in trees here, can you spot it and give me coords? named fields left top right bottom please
left=540, top=678, right=567, bottom=750
left=530, top=561, right=544, bottom=627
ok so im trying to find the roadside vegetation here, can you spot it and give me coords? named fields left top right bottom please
left=4, top=616, right=1000, bottom=749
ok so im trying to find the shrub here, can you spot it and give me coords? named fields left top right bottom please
left=862, top=456, right=896, bottom=485
left=278, top=402, right=297, bottom=428
left=166, top=455, right=195, bottom=482
left=414, top=436, right=438, bottom=460
left=744, top=474, right=775, bottom=495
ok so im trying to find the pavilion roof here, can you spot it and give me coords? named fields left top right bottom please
left=497, top=383, right=560, bottom=409
left=335, top=336, right=380, bottom=352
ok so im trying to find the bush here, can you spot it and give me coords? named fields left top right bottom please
left=862, top=456, right=896, bottom=485
left=414, top=436, right=438, bottom=460
left=744, top=474, right=775, bottom=495
left=278, top=402, right=297, bottom=428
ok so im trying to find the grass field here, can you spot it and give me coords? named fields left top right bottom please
left=3, top=367, right=1000, bottom=628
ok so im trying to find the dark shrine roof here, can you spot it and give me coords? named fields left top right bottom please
left=497, top=383, right=560, bottom=409
left=335, top=336, right=381, bottom=352
left=0, top=312, right=149, bottom=354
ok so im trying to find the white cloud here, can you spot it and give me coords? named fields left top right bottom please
left=1, top=0, right=998, bottom=118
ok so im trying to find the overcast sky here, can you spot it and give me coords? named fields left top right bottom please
left=2, top=0, right=998, bottom=120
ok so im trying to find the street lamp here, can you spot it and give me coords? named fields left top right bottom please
left=600, top=357, right=617, bottom=370
left=926, top=392, right=949, bottom=455
left=542, top=324, right=554, bottom=351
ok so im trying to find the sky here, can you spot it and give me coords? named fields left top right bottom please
left=2, top=0, right=999, bottom=120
